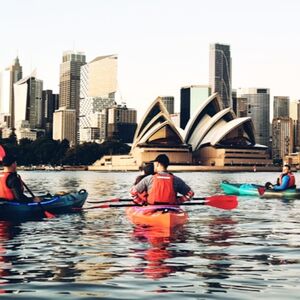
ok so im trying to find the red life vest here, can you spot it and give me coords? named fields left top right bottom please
left=148, top=173, right=177, bottom=205
left=279, top=172, right=296, bottom=188
left=0, top=172, right=16, bottom=200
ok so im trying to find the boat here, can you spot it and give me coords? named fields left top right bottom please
left=126, top=205, right=188, bottom=228
left=221, top=181, right=300, bottom=199
left=0, top=189, right=88, bottom=220
left=220, top=181, right=262, bottom=196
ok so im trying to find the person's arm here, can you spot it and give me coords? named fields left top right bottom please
left=273, top=175, right=289, bottom=191
left=130, top=176, right=152, bottom=205
left=6, top=174, right=30, bottom=203
left=173, top=176, right=194, bottom=203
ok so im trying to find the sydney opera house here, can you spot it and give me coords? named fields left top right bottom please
left=90, top=93, right=272, bottom=170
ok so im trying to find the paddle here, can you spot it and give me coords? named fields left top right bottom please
left=22, top=181, right=55, bottom=219
left=88, top=195, right=236, bottom=205
left=258, top=187, right=266, bottom=196
left=82, top=195, right=238, bottom=211
left=0, top=145, right=55, bottom=219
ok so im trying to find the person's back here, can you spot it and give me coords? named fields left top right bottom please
left=131, top=154, right=194, bottom=205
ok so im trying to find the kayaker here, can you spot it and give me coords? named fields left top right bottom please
left=130, top=154, right=194, bottom=205
left=134, top=163, right=155, bottom=185
left=266, top=164, right=296, bottom=191
left=0, top=154, right=41, bottom=203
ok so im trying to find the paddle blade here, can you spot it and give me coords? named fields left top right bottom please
left=44, top=210, right=55, bottom=218
left=205, top=195, right=238, bottom=210
left=0, top=145, right=6, bottom=161
left=258, top=187, right=266, bottom=196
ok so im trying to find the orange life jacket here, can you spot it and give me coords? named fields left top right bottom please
left=0, top=172, right=16, bottom=200
left=147, top=173, right=177, bottom=205
left=279, top=172, right=296, bottom=188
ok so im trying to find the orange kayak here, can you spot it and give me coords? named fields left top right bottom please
left=126, top=205, right=188, bottom=228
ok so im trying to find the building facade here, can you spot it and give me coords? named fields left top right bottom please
left=273, top=96, right=289, bottom=118
left=272, top=117, right=294, bottom=162
left=237, top=88, right=270, bottom=146
left=107, top=105, right=137, bottom=143
left=13, top=71, right=43, bottom=130
left=59, top=51, right=86, bottom=145
left=180, top=85, right=211, bottom=129
left=289, top=100, right=300, bottom=152
left=160, top=96, right=174, bottom=115
left=79, top=55, right=117, bottom=143
left=209, top=43, right=232, bottom=108
left=42, top=90, right=59, bottom=136
left=0, top=57, right=22, bottom=128
left=53, top=107, right=76, bottom=146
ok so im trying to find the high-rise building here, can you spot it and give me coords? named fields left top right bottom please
left=209, top=43, right=232, bottom=108
left=13, top=70, right=43, bottom=129
left=79, top=55, right=117, bottom=143
left=272, top=117, right=294, bottom=161
left=160, top=96, right=174, bottom=114
left=273, top=96, right=289, bottom=118
left=237, top=88, right=270, bottom=146
left=180, top=85, right=211, bottom=129
left=0, top=57, right=22, bottom=127
left=107, top=105, right=137, bottom=143
left=290, top=100, right=300, bottom=152
left=42, top=90, right=59, bottom=136
left=53, top=107, right=76, bottom=146
left=59, top=51, right=86, bottom=145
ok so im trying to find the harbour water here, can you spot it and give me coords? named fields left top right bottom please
left=0, top=170, right=299, bottom=299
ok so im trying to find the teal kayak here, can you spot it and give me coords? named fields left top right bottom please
left=221, top=181, right=300, bottom=199
left=0, top=189, right=88, bottom=220
left=220, top=181, right=262, bottom=196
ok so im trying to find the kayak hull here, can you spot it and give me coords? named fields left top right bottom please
left=0, top=189, right=88, bottom=220
left=220, top=182, right=262, bottom=196
left=260, top=189, right=300, bottom=199
left=221, top=182, right=300, bottom=199
left=126, top=205, right=188, bottom=228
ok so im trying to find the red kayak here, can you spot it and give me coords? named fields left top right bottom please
left=126, top=205, right=188, bottom=228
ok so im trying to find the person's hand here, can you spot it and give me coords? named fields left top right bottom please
left=33, top=196, right=42, bottom=203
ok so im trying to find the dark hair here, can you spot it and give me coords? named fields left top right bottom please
left=2, top=154, right=17, bottom=167
left=284, top=164, right=291, bottom=170
left=134, top=163, right=155, bottom=185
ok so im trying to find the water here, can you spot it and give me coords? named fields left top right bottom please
left=0, top=171, right=299, bottom=299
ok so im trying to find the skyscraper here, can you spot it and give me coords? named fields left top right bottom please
left=272, top=117, right=294, bottom=162
left=209, top=43, right=232, bottom=108
left=0, top=57, right=22, bottom=127
left=79, top=55, right=117, bottom=143
left=13, top=70, right=43, bottom=129
left=273, top=96, right=289, bottom=118
left=237, top=88, right=270, bottom=146
left=180, top=85, right=211, bottom=129
left=59, top=51, right=86, bottom=144
left=42, top=90, right=59, bottom=136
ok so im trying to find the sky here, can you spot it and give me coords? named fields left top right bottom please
left=1, top=0, right=300, bottom=118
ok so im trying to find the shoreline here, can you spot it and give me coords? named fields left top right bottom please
left=14, top=165, right=283, bottom=172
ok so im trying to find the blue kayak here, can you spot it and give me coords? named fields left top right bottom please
left=221, top=181, right=300, bottom=199
left=0, top=189, right=88, bottom=220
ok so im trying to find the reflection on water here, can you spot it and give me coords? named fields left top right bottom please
left=0, top=171, right=299, bottom=299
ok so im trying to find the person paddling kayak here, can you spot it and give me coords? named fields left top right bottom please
left=265, top=164, right=296, bottom=191
left=0, top=153, right=41, bottom=203
left=130, top=154, right=194, bottom=205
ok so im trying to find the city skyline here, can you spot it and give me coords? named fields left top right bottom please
left=1, top=0, right=300, bottom=118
